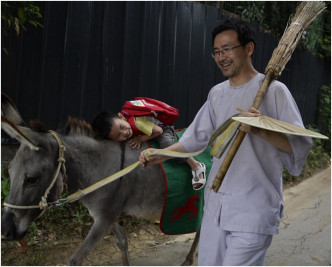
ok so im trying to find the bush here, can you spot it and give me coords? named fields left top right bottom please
left=283, top=128, right=331, bottom=184
left=317, top=85, right=331, bottom=152
left=1, top=164, right=10, bottom=203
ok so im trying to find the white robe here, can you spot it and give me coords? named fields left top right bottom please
left=179, top=73, right=312, bottom=235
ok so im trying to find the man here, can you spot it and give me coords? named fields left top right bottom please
left=140, top=19, right=312, bottom=265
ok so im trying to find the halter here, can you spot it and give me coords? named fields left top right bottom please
left=3, top=130, right=67, bottom=210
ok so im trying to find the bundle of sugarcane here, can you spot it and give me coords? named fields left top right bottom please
left=211, top=1, right=326, bottom=192
left=266, top=2, right=326, bottom=80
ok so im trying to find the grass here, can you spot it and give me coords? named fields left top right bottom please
left=283, top=133, right=330, bottom=184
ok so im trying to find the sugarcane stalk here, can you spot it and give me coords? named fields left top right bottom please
left=210, top=2, right=326, bottom=192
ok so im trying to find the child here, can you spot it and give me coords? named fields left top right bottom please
left=92, top=111, right=206, bottom=190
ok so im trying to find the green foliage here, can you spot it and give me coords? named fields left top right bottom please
left=302, top=10, right=331, bottom=58
left=72, top=203, right=89, bottom=225
left=239, top=1, right=298, bottom=36
left=318, top=85, right=331, bottom=142
left=1, top=1, right=43, bottom=36
left=202, top=1, right=331, bottom=59
left=1, top=1, right=43, bottom=55
left=283, top=126, right=331, bottom=184
left=1, top=164, right=10, bottom=203
left=28, top=221, right=41, bottom=236
left=240, top=1, right=330, bottom=58
left=235, top=2, right=266, bottom=25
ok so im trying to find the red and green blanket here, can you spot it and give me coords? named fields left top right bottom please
left=148, top=129, right=212, bottom=235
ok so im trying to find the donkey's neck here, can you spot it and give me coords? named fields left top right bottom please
left=62, top=136, right=123, bottom=194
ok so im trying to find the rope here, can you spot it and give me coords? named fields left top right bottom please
left=41, top=130, right=66, bottom=208
left=2, top=202, right=41, bottom=209
left=290, top=22, right=304, bottom=30
left=65, top=149, right=207, bottom=203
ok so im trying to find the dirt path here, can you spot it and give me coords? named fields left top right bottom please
left=1, top=167, right=330, bottom=266
left=265, top=167, right=331, bottom=266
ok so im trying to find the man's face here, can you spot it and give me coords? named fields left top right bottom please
left=213, top=30, right=248, bottom=78
left=108, top=117, right=133, bottom=142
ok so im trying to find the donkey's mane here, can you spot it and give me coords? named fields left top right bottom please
left=29, top=116, right=95, bottom=138
left=64, top=116, right=95, bottom=137
left=29, top=120, right=49, bottom=133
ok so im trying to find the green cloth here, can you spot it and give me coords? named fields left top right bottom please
left=148, top=129, right=212, bottom=235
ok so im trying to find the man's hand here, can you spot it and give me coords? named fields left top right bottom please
left=238, top=107, right=261, bottom=135
left=237, top=107, right=292, bottom=153
left=139, top=148, right=171, bottom=167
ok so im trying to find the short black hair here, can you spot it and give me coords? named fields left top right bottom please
left=212, top=18, right=256, bottom=48
left=91, top=111, right=119, bottom=139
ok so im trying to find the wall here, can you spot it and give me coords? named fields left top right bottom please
left=2, top=1, right=330, bottom=132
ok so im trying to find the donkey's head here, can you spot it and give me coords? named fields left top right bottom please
left=1, top=93, right=68, bottom=241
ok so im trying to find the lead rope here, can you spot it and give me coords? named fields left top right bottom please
left=4, top=114, right=241, bottom=208
left=64, top=115, right=241, bottom=203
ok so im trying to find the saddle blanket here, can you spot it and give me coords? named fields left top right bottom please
left=148, top=129, right=212, bottom=235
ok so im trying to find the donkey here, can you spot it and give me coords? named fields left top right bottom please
left=1, top=94, right=200, bottom=265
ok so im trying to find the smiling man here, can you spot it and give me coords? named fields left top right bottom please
left=140, top=19, right=312, bottom=265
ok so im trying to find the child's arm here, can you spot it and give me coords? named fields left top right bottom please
left=128, top=125, right=163, bottom=149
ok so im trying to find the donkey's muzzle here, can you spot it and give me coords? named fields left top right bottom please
left=1, top=211, right=26, bottom=240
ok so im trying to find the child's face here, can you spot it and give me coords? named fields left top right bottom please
left=108, top=117, right=133, bottom=142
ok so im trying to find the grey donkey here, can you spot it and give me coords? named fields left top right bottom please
left=1, top=93, right=200, bottom=265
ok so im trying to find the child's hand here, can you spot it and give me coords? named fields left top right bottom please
left=128, top=136, right=143, bottom=149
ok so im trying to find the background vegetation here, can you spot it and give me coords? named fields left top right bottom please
left=201, top=1, right=331, bottom=58
left=1, top=1, right=43, bottom=54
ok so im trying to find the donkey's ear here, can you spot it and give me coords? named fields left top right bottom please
left=1, top=116, right=39, bottom=151
left=1, top=92, right=25, bottom=126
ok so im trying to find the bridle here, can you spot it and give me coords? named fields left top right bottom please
left=2, top=130, right=129, bottom=212
left=3, top=130, right=67, bottom=211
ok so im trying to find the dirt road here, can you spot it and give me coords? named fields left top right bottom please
left=265, top=167, right=331, bottom=266
left=118, top=167, right=332, bottom=266
left=1, top=167, right=330, bottom=265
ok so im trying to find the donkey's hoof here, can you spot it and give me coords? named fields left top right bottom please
left=68, top=258, right=77, bottom=266
left=181, top=258, right=193, bottom=266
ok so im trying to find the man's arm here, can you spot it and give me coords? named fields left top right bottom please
left=239, top=108, right=292, bottom=153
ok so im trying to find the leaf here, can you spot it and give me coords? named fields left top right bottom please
left=17, top=7, right=25, bottom=23
left=2, top=47, right=9, bottom=55
left=28, top=19, right=37, bottom=27
left=14, top=17, right=20, bottom=36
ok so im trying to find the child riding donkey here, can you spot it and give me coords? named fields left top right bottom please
left=92, top=97, right=206, bottom=190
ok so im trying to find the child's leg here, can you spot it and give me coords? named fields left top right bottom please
left=186, top=157, right=206, bottom=189
left=157, top=126, right=206, bottom=189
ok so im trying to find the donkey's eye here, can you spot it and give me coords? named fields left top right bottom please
left=24, top=175, right=40, bottom=187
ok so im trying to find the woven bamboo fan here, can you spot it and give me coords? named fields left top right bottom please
left=232, top=116, right=328, bottom=139
left=211, top=1, right=326, bottom=192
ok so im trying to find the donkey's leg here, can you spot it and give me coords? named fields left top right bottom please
left=113, top=220, right=130, bottom=265
left=181, top=229, right=200, bottom=266
left=69, top=219, right=111, bottom=265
